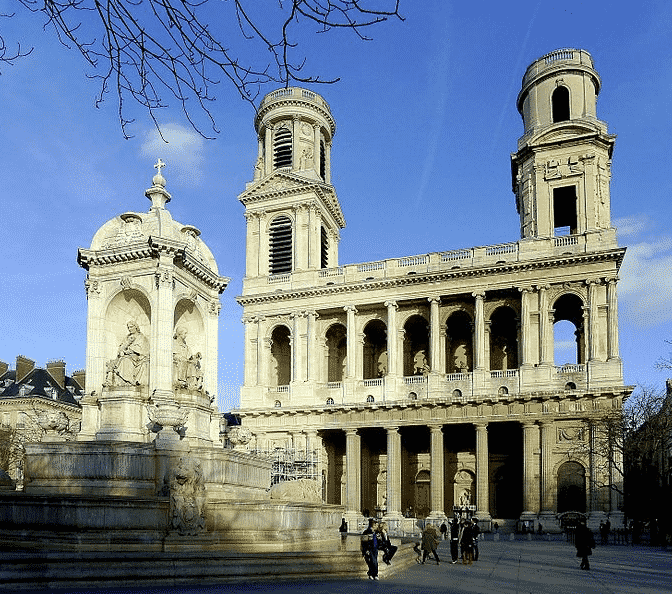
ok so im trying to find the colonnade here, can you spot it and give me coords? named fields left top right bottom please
left=242, top=279, right=620, bottom=388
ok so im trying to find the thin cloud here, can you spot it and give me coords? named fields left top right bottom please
left=614, top=214, right=649, bottom=239
left=140, top=123, right=205, bottom=186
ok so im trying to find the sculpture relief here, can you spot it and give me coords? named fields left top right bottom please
left=105, top=321, right=150, bottom=386
left=168, top=456, right=206, bottom=536
left=172, top=326, right=204, bottom=391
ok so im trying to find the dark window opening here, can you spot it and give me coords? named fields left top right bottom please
left=269, top=216, right=292, bottom=274
left=273, top=127, right=292, bottom=169
left=552, top=86, right=570, bottom=123
left=553, top=186, right=578, bottom=235
left=321, top=226, right=329, bottom=269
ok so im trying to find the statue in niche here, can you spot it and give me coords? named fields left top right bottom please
left=377, top=351, right=388, bottom=377
left=173, top=326, right=203, bottom=391
left=107, top=321, right=149, bottom=386
left=459, top=488, right=472, bottom=507
left=253, top=156, right=263, bottom=180
left=413, top=349, right=430, bottom=375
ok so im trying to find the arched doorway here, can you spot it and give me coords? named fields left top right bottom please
left=553, top=294, right=585, bottom=365
left=557, top=461, right=586, bottom=513
left=414, top=470, right=431, bottom=518
left=403, top=315, right=429, bottom=375
left=363, top=320, right=387, bottom=379
left=325, top=323, right=347, bottom=382
left=489, top=306, right=518, bottom=370
left=446, top=310, right=473, bottom=373
left=270, top=325, right=291, bottom=386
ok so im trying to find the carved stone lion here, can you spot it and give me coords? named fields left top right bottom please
left=37, top=410, right=70, bottom=434
left=268, top=479, right=322, bottom=503
left=168, top=456, right=206, bottom=536
left=227, top=426, right=252, bottom=450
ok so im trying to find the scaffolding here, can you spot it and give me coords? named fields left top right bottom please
left=251, top=446, right=321, bottom=486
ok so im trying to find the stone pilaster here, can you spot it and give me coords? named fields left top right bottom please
left=473, top=292, right=486, bottom=371
left=538, top=285, right=551, bottom=366
left=519, top=287, right=533, bottom=367
left=606, top=277, right=620, bottom=360
left=344, top=306, right=357, bottom=379
left=521, top=421, right=539, bottom=515
left=428, top=298, right=441, bottom=373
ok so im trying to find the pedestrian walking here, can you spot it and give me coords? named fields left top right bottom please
left=440, top=521, right=448, bottom=540
left=420, top=524, right=441, bottom=565
left=361, top=518, right=379, bottom=580
left=574, top=519, right=595, bottom=570
left=450, top=518, right=460, bottom=563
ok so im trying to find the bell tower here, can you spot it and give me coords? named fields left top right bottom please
left=239, top=88, right=345, bottom=285
left=511, top=49, right=616, bottom=245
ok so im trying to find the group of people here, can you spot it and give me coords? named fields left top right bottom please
left=360, top=519, right=398, bottom=580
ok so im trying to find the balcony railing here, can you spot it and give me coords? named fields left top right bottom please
left=555, top=364, right=585, bottom=374
left=404, top=376, right=427, bottom=385
left=446, top=373, right=471, bottom=382
left=490, top=370, right=519, bottom=379
left=363, top=378, right=383, bottom=387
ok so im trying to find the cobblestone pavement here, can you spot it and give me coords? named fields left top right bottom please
left=31, top=539, right=672, bottom=594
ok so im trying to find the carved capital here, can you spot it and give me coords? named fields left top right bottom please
left=208, top=300, right=221, bottom=317
left=384, top=300, right=398, bottom=310
left=84, top=278, right=101, bottom=299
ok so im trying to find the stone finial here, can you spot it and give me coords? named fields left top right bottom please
left=146, top=158, right=172, bottom=209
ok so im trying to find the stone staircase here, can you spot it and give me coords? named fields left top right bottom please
left=0, top=542, right=418, bottom=591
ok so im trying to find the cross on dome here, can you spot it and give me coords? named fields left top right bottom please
left=154, top=158, right=166, bottom=176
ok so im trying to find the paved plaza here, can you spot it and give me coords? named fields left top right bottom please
left=26, top=538, right=672, bottom=594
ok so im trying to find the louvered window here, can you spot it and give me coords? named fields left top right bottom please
left=320, top=139, right=326, bottom=180
left=273, top=127, right=292, bottom=169
left=321, top=226, right=329, bottom=269
left=269, top=216, right=293, bottom=274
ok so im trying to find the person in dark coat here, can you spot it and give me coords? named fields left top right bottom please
left=459, top=519, right=474, bottom=565
left=471, top=519, right=481, bottom=562
left=449, top=518, right=460, bottom=563
left=361, top=518, right=379, bottom=580
left=574, top=520, right=595, bottom=570
left=440, top=522, right=448, bottom=540
left=420, top=525, right=441, bottom=565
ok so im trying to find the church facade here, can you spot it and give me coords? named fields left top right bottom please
left=235, top=49, right=630, bottom=531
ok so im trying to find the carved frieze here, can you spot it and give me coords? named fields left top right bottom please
left=544, top=155, right=586, bottom=180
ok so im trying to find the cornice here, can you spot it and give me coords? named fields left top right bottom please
left=234, top=385, right=633, bottom=421
left=236, top=248, right=626, bottom=306
left=179, top=251, right=230, bottom=294
left=254, top=97, right=335, bottom=136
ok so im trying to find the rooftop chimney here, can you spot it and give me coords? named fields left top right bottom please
left=46, top=360, right=66, bottom=390
left=72, top=370, right=86, bottom=392
left=16, top=355, right=35, bottom=383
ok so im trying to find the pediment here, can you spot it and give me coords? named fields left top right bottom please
left=239, top=170, right=321, bottom=202
left=239, top=170, right=346, bottom=228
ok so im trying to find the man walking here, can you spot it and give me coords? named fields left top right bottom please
left=361, top=518, right=379, bottom=580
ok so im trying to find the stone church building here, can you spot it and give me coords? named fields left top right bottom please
left=235, top=49, right=630, bottom=531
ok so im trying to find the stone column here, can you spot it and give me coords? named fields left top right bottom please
left=326, top=141, right=332, bottom=184
left=428, top=298, right=441, bottom=373
left=152, top=262, right=174, bottom=399
left=243, top=316, right=257, bottom=386
left=306, top=310, right=318, bottom=382
left=264, top=124, right=272, bottom=176
left=606, top=277, right=620, bottom=360
left=428, top=424, right=446, bottom=519
left=538, top=285, right=552, bottom=366
left=521, top=421, right=539, bottom=515
left=475, top=422, right=490, bottom=520
left=519, top=287, right=533, bottom=367
left=385, top=426, right=403, bottom=520
left=260, top=335, right=272, bottom=388
left=539, top=421, right=554, bottom=512
left=586, top=279, right=599, bottom=361
left=294, top=204, right=308, bottom=271
left=344, top=306, right=357, bottom=379
left=292, top=116, right=300, bottom=170
left=345, top=429, right=362, bottom=517
left=473, top=292, right=486, bottom=370
left=313, top=124, right=321, bottom=176
left=244, top=212, right=260, bottom=278
left=385, top=301, right=398, bottom=377
left=258, top=211, right=269, bottom=277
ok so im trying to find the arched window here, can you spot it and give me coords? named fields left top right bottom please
left=408, top=392, right=418, bottom=400
left=489, top=306, right=519, bottom=371
left=446, top=311, right=473, bottom=373
left=326, top=397, right=334, bottom=405
left=403, top=315, right=429, bottom=376
left=498, top=386, right=509, bottom=396
left=269, top=216, right=292, bottom=274
left=452, top=389, right=462, bottom=399
left=325, top=324, right=347, bottom=382
left=274, top=400, right=282, bottom=408
left=366, top=395, right=375, bottom=403
left=565, top=382, right=577, bottom=390
left=552, top=86, right=570, bottom=122
left=321, top=226, right=329, bottom=269
left=273, top=126, right=292, bottom=168
left=553, top=294, right=585, bottom=365
left=270, top=325, right=291, bottom=386
left=363, top=320, right=387, bottom=379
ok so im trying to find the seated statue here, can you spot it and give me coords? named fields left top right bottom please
left=107, top=321, right=149, bottom=386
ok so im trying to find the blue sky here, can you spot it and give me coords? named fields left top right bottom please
left=1, top=1, right=671, bottom=411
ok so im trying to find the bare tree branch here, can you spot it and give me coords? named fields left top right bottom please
left=2, top=1, right=404, bottom=138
